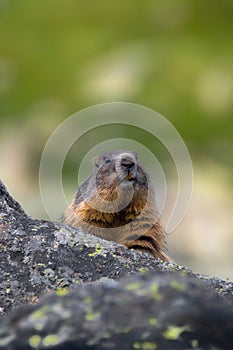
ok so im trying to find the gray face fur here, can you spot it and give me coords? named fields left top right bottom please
left=93, top=150, right=149, bottom=188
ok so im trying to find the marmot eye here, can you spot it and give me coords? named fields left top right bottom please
left=104, top=158, right=110, bottom=164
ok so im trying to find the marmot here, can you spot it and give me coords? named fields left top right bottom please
left=63, top=150, right=170, bottom=261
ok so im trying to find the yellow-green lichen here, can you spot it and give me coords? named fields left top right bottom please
left=42, top=334, right=59, bottom=346
left=34, top=322, right=44, bottom=331
left=29, top=335, right=41, bottom=348
left=169, top=280, right=186, bottom=292
left=122, top=327, right=131, bottom=334
left=163, top=325, right=190, bottom=340
left=29, top=306, right=50, bottom=322
left=190, top=339, right=199, bottom=348
left=180, top=270, right=188, bottom=276
left=71, top=278, right=81, bottom=285
left=165, top=264, right=176, bottom=270
left=125, top=282, right=142, bottom=291
left=88, top=243, right=104, bottom=257
left=132, top=341, right=158, bottom=350
left=59, top=227, right=67, bottom=233
left=138, top=267, right=149, bottom=273
left=85, top=311, right=100, bottom=321
left=28, top=306, right=52, bottom=331
left=150, top=284, right=163, bottom=301
left=124, top=264, right=131, bottom=269
left=56, top=288, right=69, bottom=296
left=148, top=317, right=158, bottom=326
left=101, top=332, right=111, bottom=339
left=84, top=296, right=92, bottom=304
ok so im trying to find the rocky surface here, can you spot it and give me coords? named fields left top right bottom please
left=0, top=179, right=232, bottom=349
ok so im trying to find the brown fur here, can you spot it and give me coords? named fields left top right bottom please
left=63, top=151, right=170, bottom=261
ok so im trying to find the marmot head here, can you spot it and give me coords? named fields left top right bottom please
left=93, top=150, right=149, bottom=189
left=87, top=150, right=150, bottom=213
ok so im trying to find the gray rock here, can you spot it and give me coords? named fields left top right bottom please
left=0, top=180, right=232, bottom=349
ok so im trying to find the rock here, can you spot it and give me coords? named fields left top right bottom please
left=0, top=271, right=233, bottom=350
left=0, top=179, right=232, bottom=349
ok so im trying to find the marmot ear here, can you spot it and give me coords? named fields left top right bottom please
left=93, top=155, right=101, bottom=168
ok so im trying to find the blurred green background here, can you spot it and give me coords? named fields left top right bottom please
left=0, top=0, right=232, bottom=279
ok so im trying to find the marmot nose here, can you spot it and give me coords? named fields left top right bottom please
left=120, top=158, right=136, bottom=171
